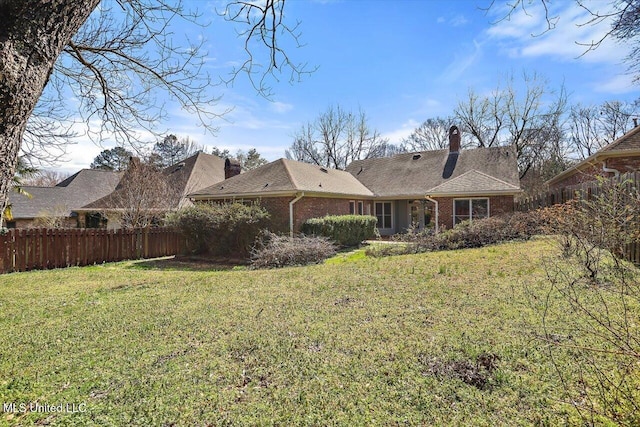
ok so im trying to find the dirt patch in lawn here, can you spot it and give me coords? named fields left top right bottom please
left=130, top=255, right=249, bottom=271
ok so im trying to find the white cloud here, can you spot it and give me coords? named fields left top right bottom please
left=439, top=39, right=483, bottom=83
left=450, top=15, right=468, bottom=27
left=486, top=1, right=631, bottom=65
left=593, top=72, right=637, bottom=94
left=270, top=101, right=294, bottom=114
left=382, top=119, right=420, bottom=145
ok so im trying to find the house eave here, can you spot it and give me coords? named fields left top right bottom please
left=190, top=190, right=373, bottom=200
left=546, top=149, right=640, bottom=186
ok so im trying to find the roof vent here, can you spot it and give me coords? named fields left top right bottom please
left=357, top=166, right=364, bottom=175
left=412, top=154, right=421, bottom=160
left=319, top=167, right=328, bottom=173
left=171, top=162, right=185, bottom=173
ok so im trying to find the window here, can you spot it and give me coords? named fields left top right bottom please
left=375, top=202, right=392, bottom=229
left=349, top=201, right=356, bottom=215
left=454, top=199, right=489, bottom=225
left=357, top=201, right=364, bottom=215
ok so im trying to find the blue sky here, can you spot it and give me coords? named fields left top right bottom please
left=58, top=0, right=640, bottom=172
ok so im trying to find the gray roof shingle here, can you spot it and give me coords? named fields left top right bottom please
left=190, top=158, right=374, bottom=198
left=345, top=146, right=520, bottom=197
left=8, top=169, right=122, bottom=219
left=83, top=152, right=226, bottom=210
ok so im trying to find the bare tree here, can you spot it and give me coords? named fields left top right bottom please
left=219, top=1, right=316, bottom=97
left=401, top=117, right=462, bottom=152
left=568, top=101, right=638, bottom=159
left=0, top=0, right=304, bottom=226
left=486, top=0, right=640, bottom=82
left=104, top=159, right=178, bottom=229
left=455, top=71, right=568, bottom=179
left=538, top=178, right=640, bottom=424
left=286, top=105, right=390, bottom=170
left=22, top=170, right=71, bottom=187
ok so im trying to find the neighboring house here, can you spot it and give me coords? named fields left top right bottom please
left=78, top=152, right=231, bottom=228
left=5, top=169, right=122, bottom=228
left=190, top=126, right=522, bottom=235
left=548, top=124, right=640, bottom=190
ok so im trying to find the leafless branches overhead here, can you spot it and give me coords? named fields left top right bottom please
left=220, top=0, right=316, bottom=98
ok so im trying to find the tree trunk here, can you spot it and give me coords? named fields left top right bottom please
left=0, top=0, right=100, bottom=225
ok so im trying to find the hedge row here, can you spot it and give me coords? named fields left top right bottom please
left=301, top=215, right=377, bottom=247
left=166, top=202, right=270, bottom=257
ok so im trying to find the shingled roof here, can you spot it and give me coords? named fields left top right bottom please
left=547, top=125, right=640, bottom=186
left=345, top=145, right=520, bottom=197
left=83, top=152, right=225, bottom=210
left=8, top=169, right=122, bottom=219
left=190, top=158, right=374, bottom=199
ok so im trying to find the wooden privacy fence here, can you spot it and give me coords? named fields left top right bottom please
left=515, top=172, right=640, bottom=265
left=0, top=227, right=185, bottom=274
left=516, top=171, right=640, bottom=212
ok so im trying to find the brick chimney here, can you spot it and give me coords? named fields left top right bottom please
left=449, top=125, right=461, bottom=153
left=128, top=156, right=141, bottom=169
left=224, top=158, right=241, bottom=179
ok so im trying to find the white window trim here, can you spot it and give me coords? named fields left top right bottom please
left=453, top=198, right=490, bottom=225
left=349, top=200, right=356, bottom=215
left=375, top=201, right=394, bottom=230
left=357, top=201, right=364, bottom=215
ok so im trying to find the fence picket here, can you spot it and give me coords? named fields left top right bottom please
left=516, top=171, right=640, bottom=265
left=0, top=228, right=184, bottom=274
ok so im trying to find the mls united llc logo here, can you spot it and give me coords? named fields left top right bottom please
left=3, top=402, right=87, bottom=414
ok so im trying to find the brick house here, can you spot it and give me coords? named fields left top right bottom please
left=191, top=126, right=522, bottom=235
left=6, top=152, right=229, bottom=229
left=547, top=124, right=640, bottom=190
left=77, top=152, right=228, bottom=228
left=5, top=169, right=122, bottom=228
left=189, top=158, right=374, bottom=234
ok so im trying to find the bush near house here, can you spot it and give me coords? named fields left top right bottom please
left=251, top=231, right=337, bottom=269
left=166, top=202, right=270, bottom=257
left=301, top=215, right=377, bottom=247
left=367, top=211, right=542, bottom=257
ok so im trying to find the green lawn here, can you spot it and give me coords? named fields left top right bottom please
left=0, top=238, right=632, bottom=425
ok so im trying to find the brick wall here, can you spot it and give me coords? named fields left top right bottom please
left=211, top=196, right=372, bottom=234
left=432, top=195, right=515, bottom=230
left=549, top=156, right=640, bottom=190
left=293, top=197, right=363, bottom=231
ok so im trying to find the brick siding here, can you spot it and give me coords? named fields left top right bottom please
left=212, top=196, right=372, bottom=234
left=550, top=156, right=640, bottom=190
left=432, top=195, right=514, bottom=230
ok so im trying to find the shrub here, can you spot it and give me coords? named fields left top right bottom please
left=301, top=215, right=377, bottom=247
left=166, top=202, right=270, bottom=257
left=251, top=231, right=337, bottom=269
left=366, top=211, right=543, bottom=257
left=533, top=177, right=640, bottom=424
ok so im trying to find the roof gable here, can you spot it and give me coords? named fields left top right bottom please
left=8, top=169, right=122, bottom=219
left=190, top=158, right=374, bottom=198
left=427, top=169, right=521, bottom=194
left=600, top=125, right=640, bottom=152
left=346, top=146, right=520, bottom=197
left=547, top=125, right=640, bottom=186
left=84, top=152, right=226, bottom=210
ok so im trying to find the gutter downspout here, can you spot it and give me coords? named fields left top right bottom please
left=289, top=192, right=304, bottom=237
left=424, top=196, right=439, bottom=234
left=602, top=162, right=620, bottom=178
